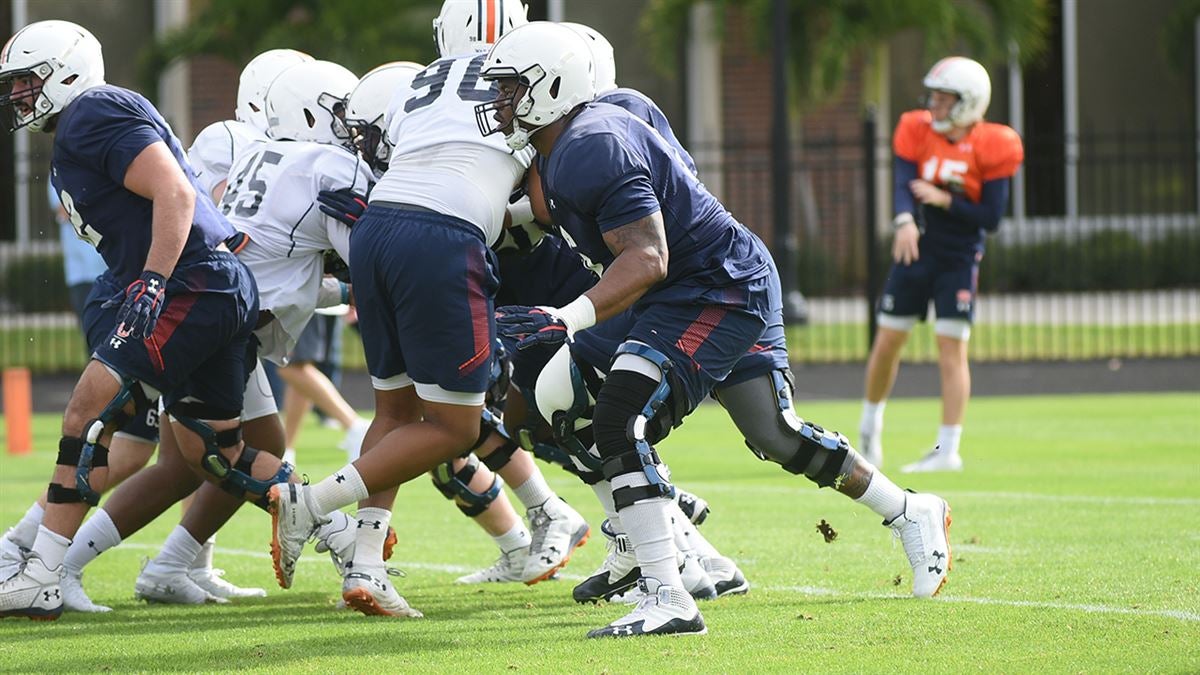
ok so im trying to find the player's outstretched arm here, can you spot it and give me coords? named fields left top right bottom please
left=591, top=211, right=669, bottom=320
left=123, top=141, right=196, bottom=280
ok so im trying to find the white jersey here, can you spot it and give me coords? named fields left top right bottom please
left=187, top=120, right=266, bottom=200
left=371, top=53, right=533, bottom=246
left=220, top=140, right=373, bottom=364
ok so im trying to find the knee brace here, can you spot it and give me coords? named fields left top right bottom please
left=69, top=375, right=149, bottom=506
left=476, top=407, right=520, bottom=473
left=594, top=344, right=679, bottom=511
left=173, top=406, right=292, bottom=507
left=431, top=453, right=503, bottom=516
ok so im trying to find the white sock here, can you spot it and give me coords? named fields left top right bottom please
left=190, top=536, right=216, bottom=573
left=9, top=502, right=44, bottom=548
left=613, top=473, right=680, bottom=587
left=936, top=425, right=963, bottom=457
left=314, top=510, right=354, bottom=542
left=493, top=521, right=532, bottom=553
left=861, top=400, right=885, bottom=437
left=156, top=526, right=202, bottom=570
left=513, top=472, right=554, bottom=510
left=669, top=503, right=719, bottom=559
left=63, top=509, right=121, bottom=574
left=590, top=480, right=621, bottom=525
left=351, top=507, right=392, bottom=570
left=855, top=471, right=908, bottom=522
left=32, top=525, right=71, bottom=570
left=310, top=464, right=370, bottom=516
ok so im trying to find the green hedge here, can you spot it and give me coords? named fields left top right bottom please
left=0, top=252, right=70, bottom=313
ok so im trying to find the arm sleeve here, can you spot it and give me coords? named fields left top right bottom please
left=947, top=177, right=1010, bottom=233
left=893, top=157, right=918, bottom=217
left=556, top=134, right=660, bottom=233
left=317, top=155, right=372, bottom=264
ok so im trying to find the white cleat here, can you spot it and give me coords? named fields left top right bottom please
left=456, top=546, right=531, bottom=584
left=861, top=430, right=883, bottom=468
left=189, top=568, right=267, bottom=599
left=0, top=532, right=29, bottom=581
left=674, top=490, right=711, bottom=525
left=135, top=560, right=227, bottom=605
left=62, top=570, right=111, bottom=613
left=700, top=555, right=750, bottom=597
left=901, top=448, right=963, bottom=473
left=339, top=419, right=371, bottom=461
left=522, top=497, right=590, bottom=585
left=342, top=567, right=423, bottom=618
left=886, top=491, right=952, bottom=597
left=314, top=511, right=399, bottom=577
left=268, top=483, right=329, bottom=589
left=0, top=554, right=63, bottom=621
left=573, top=520, right=639, bottom=603
left=616, top=554, right=716, bottom=604
left=587, top=578, right=707, bottom=638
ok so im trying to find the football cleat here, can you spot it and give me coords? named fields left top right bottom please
left=700, top=555, right=750, bottom=597
left=314, top=511, right=398, bottom=577
left=0, top=554, right=63, bottom=621
left=61, top=570, right=111, bottom=613
left=886, top=491, right=953, bottom=597
left=456, top=546, right=531, bottom=584
left=522, top=497, right=590, bottom=585
left=0, top=532, right=29, bottom=581
left=861, top=429, right=883, bottom=468
left=616, top=554, right=716, bottom=604
left=342, top=567, right=423, bottom=618
left=267, top=483, right=330, bottom=589
left=587, top=578, right=707, bottom=638
left=188, top=568, right=267, bottom=599
left=573, top=519, right=639, bottom=603
left=135, top=559, right=226, bottom=605
left=675, top=489, right=711, bottom=526
left=901, top=448, right=962, bottom=473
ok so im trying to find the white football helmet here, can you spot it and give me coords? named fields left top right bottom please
left=263, top=60, right=358, bottom=146
left=476, top=22, right=595, bottom=151
left=561, top=22, right=616, bottom=95
left=0, top=20, right=105, bottom=132
left=237, top=49, right=313, bottom=133
left=923, top=56, right=991, bottom=133
left=434, top=0, right=528, bottom=58
left=345, top=61, right=422, bottom=173
left=535, top=345, right=603, bottom=473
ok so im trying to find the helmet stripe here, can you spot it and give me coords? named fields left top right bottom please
left=486, top=0, right=497, bottom=44
left=476, top=0, right=484, bottom=42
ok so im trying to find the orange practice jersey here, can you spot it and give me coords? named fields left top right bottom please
left=893, top=110, right=1024, bottom=203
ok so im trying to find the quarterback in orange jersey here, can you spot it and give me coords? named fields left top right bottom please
left=860, top=56, right=1024, bottom=473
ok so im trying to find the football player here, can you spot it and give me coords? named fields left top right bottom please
left=479, top=22, right=953, bottom=637
left=0, top=20, right=294, bottom=621
left=860, top=57, right=1024, bottom=472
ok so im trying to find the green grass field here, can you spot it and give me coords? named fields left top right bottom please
left=1, top=393, right=1198, bottom=672
left=4, top=322, right=1199, bottom=371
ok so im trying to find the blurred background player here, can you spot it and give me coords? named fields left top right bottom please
left=859, top=57, right=1024, bottom=472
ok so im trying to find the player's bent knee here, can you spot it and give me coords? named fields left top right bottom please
left=170, top=400, right=290, bottom=508
left=431, top=453, right=503, bottom=516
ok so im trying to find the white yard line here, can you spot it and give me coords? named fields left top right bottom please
left=681, top=483, right=1200, bottom=506
left=114, top=543, right=1198, bottom=623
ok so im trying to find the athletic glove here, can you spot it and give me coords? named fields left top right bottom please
left=103, top=270, right=167, bottom=339
left=317, top=188, right=368, bottom=227
left=495, top=305, right=570, bottom=351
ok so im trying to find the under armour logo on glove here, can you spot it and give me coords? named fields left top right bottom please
left=495, top=305, right=569, bottom=351
left=103, top=270, right=167, bottom=339
left=317, top=188, right=369, bottom=228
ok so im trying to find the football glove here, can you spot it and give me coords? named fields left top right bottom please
left=103, top=270, right=167, bottom=339
left=495, top=305, right=569, bottom=351
left=317, top=188, right=369, bottom=227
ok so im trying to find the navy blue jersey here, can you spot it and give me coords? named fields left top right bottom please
left=597, top=88, right=697, bottom=176
left=539, top=102, right=769, bottom=302
left=51, top=86, right=235, bottom=286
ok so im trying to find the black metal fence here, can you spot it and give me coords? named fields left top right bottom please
left=2, top=122, right=1198, bottom=372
